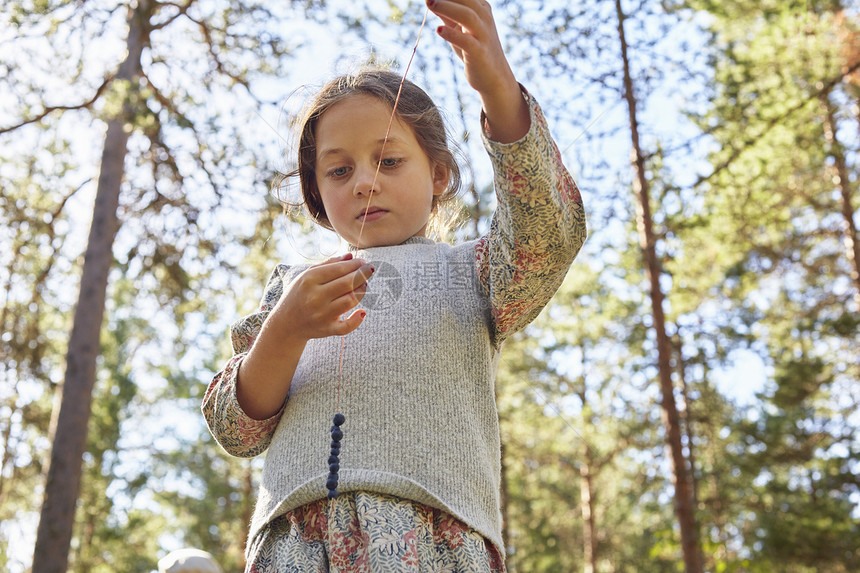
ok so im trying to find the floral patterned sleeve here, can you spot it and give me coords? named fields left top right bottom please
left=202, top=266, right=291, bottom=458
left=475, top=88, right=587, bottom=345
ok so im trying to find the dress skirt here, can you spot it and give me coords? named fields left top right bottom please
left=246, top=491, right=505, bottom=573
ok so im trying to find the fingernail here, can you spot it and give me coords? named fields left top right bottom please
left=427, top=0, right=436, bottom=6
left=370, top=265, right=376, bottom=273
left=360, top=311, right=367, bottom=319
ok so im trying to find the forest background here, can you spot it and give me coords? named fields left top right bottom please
left=1, top=0, right=858, bottom=572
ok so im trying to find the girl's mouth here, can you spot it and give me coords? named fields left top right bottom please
left=357, top=207, right=387, bottom=222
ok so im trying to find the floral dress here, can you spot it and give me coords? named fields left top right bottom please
left=247, top=492, right=505, bottom=573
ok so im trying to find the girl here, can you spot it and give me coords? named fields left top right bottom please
left=203, top=1, right=586, bottom=570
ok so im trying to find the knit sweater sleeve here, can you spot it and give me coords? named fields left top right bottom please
left=201, top=266, right=290, bottom=458
left=475, top=88, right=587, bottom=346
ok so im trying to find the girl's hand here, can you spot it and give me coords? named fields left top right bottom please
left=236, top=253, right=373, bottom=420
left=269, top=253, right=374, bottom=342
left=427, top=0, right=529, bottom=143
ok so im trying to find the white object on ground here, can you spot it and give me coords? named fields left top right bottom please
left=157, top=548, right=223, bottom=573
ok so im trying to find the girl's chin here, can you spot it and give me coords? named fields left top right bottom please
left=337, top=223, right=426, bottom=249
left=347, top=232, right=404, bottom=249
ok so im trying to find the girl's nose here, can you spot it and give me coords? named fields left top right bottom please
left=352, top=166, right=377, bottom=197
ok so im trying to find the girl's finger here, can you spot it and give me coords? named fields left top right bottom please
left=321, top=252, right=353, bottom=264
left=308, top=257, right=367, bottom=284
left=428, top=0, right=491, bottom=30
left=329, top=290, right=364, bottom=320
left=320, top=263, right=374, bottom=302
left=429, top=1, right=501, bottom=68
left=330, top=308, right=367, bottom=336
left=436, top=21, right=479, bottom=55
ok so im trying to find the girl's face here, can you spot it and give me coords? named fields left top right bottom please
left=314, top=94, right=448, bottom=248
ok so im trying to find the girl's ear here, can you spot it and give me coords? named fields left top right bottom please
left=431, top=161, right=450, bottom=196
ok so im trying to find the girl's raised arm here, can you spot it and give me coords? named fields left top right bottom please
left=427, top=0, right=530, bottom=143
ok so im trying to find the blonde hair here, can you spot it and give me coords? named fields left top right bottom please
left=282, top=68, right=462, bottom=238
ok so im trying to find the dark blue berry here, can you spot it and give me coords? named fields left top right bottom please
left=324, top=413, right=346, bottom=499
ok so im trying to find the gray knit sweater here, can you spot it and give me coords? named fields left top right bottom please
left=203, top=91, right=587, bottom=556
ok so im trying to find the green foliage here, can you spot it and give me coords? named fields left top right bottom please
left=667, top=2, right=860, bottom=571
left=1, top=0, right=313, bottom=569
left=152, top=441, right=254, bottom=572
left=0, top=128, right=82, bottom=571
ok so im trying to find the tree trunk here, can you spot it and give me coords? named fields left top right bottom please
left=612, top=2, right=702, bottom=571
left=499, top=423, right=513, bottom=569
left=820, top=91, right=860, bottom=308
left=241, top=463, right=255, bottom=569
left=579, top=456, right=598, bottom=573
left=575, top=376, right=598, bottom=573
left=675, top=336, right=705, bottom=571
left=673, top=334, right=700, bottom=513
left=0, top=379, right=19, bottom=506
left=31, top=3, right=151, bottom=572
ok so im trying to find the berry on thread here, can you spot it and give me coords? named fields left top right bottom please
left=326, top=413, right=345, bottom=499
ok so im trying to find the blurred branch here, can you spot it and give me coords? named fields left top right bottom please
left=185, top=13, right=252, bottom=92
left=692, top=59, right=860, bottom=189
left=0, top=76, right=112, bottom=135
left=151, top=0, right=195, bottom=31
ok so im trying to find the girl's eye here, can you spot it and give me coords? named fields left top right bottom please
left=379, top=157, right=402, bottom=168
left=327, top=166, right=350, bottom=178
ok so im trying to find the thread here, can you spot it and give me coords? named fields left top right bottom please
left=328, top=4, right=431, bottom=510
